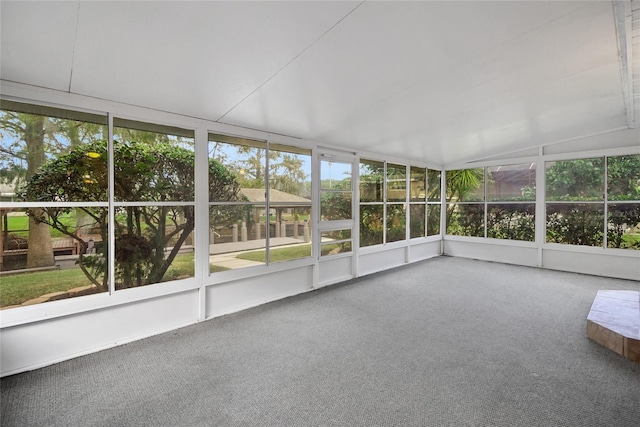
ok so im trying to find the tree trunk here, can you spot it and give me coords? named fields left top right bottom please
left=25, top=115, right=54, bottom=268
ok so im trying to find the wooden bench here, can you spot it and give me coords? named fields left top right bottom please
left=587, top=290, right=640, bottom=363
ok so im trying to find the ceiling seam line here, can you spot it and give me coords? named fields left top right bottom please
left=216, top=0, right=367, bottom=122
left=67, top=1, right=81, bottom=93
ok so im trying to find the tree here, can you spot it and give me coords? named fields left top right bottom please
left=23, top=139, right=241, bottom=290
left=1, top=110, right=107, bottom=270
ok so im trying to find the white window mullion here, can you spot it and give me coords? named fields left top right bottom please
left=107, top=113, right=116, bottom=295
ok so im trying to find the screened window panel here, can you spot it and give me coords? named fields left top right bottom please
left=545, top=158, right=604, bottom=201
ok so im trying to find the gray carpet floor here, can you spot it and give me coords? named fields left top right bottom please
left=1, top=256, right=639, bottom=427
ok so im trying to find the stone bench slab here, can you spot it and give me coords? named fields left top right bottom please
left=587, top=290, right=640, bottom=363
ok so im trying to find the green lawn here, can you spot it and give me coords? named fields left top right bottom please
left=0, top=252, right=228, bottom=307
left=236, top=245, right=311, bottom=263
left=0, top=268, right=97, bottom=307
left=6, top=212, right=76, bottom=238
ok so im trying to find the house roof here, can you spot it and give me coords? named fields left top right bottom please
left=240, top=188, right=310, bottom=205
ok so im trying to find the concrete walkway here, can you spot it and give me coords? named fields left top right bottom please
left=209, top=237, right=305, bottom=255
left=210, top=237, right=311, bottom=270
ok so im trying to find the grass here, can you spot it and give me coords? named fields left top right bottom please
left=6, top=212, right=77, bottom=239
left=0, top=268, right=96, bottom=307
left=0, top=252, right=228, bottom=308
left=236, top=244, right=311, bottom=263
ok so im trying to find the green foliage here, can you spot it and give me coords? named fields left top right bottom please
left=546, top=158, right=604, bottom=201
left=427, top=204, right=441, bottom=236
left=360, top=205, right=384, bottom=247
left=446, top=204, right=484, bottom=237
left=546, top=204, right=604, bottom=247
left=607, top=155, right=640, bottom=201
left=607, top=204, right=640, bottom=249
left=487, top=204, right=535, bottom=241
left=22, top=139, right=241, bottom=289
left=386, top=204, right=406, bottom=242
left=321, top=183, right=352, bottom=221
left=446, top=168, right=484, bottom=202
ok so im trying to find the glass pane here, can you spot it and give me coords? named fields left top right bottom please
left=546, top=203, right=604, bottom=246
left=487, top=163, right=536, bottom=201
left=1, top=105, right=108, bottom=202
left=446, top=203, right=484, bottom=237
left=359, top=159, right=384, bottom=202
left=387, top=163, right=406, bottom=202
left=409, top=167, right=426, bottom=202
left=269, top=205, right=312, bottom=263
left=427, top=204, right=441, bottom=236
left=321, top=160, right=351, bottom=191
left=608, top=155, right=640, bottom=201
left=114, top=119, right=195, bottom=202
left=386, top=204, right=406, bottom=242
left=607, top=203, right=640, bottom=249
left=268, top=206, right=311, bottom=237
left=360, top=204, right=384, bottom=247
left=210, top=205, right=267, bottom=272
left=487, top=204, right=535, bottom=241
left=0, top=207, right=108, bottom=308
left=321, top=191, right=352, bottom=221
left=446, top=168, right=484, bottom=202
left=546, top=158, right=604, bottom=201
left=427, top=169, right=441, bottom=202
left=114, top=205, right=194, bottom=289
left=409, top=204, right=425, bottom=239
left=321, top=229, right=352, bottom=240
left=208, top=136, right=266, bottom=197
left=269, top=145, right=311, bottom=199
left=321, top=241, right=352, bottom=256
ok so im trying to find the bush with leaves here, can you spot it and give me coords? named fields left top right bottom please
left=23, top=139, right=242, bottom=290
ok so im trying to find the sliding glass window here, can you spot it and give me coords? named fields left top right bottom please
left=208, top=134, right=312, bottom=272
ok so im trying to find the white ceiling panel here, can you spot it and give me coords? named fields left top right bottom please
left=1, top=1, right=79, bottom=92
left=70, top=1, right=359, bottom=120
left=222, top=1, right=626, bottom=165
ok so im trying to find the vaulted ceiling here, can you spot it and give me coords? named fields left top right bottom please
left=1, top=1, right=636, bottom=166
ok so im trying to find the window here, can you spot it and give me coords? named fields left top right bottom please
left=545, top=158, right=604, bottom=247
left=320, top=160, right=352, bottom=221
left=359, top=159, right=384, bottom=247
left=112, top=118, right=196, bottom=289
left=607, top=155, right=639, bottom=249
left=427, top=169, right=441, bottom=236
left=445, top=168, right=484, bottom=237
left=409, top=167, right=426, bottom=239
left=486, top=164, right=536, bottom=241
left=446, top=164, right=535, bottom=241
left=386, top=163, right=406, bottom=243
left=1, top=101, right=109, bottom=308
left=208, top=135, right=312, bottom=271
left=359, top=160, right=411, bottom=246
